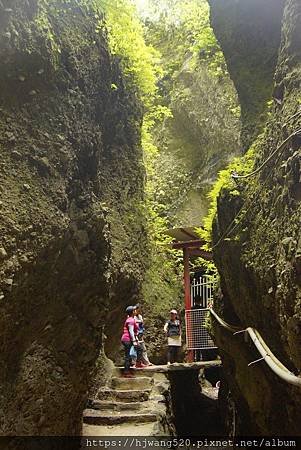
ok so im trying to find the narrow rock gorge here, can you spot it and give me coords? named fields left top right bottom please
left=0, top=0, right=300, bottom=442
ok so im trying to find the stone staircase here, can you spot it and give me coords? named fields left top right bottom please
left=83, top=369, right=169, bottom=436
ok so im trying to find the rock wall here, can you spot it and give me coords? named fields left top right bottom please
left=210, top=0, right=301, bottom=435
left=156, top=57, right=241, bottom=226
left=168, top=370, right=223, bottom=437
left=209, top=0, right=285, bottom=149
left=0, top=0, right=147, bottom=435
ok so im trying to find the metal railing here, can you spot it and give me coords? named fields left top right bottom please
left=190, top=275, right=217, bottom=308
left=185, top=308, right=217, bottom=350
left=210, top=308, right=301, bottom=389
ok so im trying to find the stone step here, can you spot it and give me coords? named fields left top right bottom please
left=91, top=400, right=143, bottom=411
left=111, top=376, right=153, bottom=390
left=83, top=422, right=158, bottom=437
left=114, top=367, right=154, bottom=378
left=83, top=409, right=157, bottom=426
left=114, top=361, right=221, bottom=377
left=98, top=387, right=151, bottom=402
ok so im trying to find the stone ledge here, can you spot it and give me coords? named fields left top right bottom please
left=122, top=360, right=222, bottom=373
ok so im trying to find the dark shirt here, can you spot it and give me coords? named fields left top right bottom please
left=166, top=319, right=180, bottom=337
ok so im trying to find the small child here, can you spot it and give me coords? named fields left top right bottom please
left=134, top=304, right=153, bottom=366
left=164, top=309, right=181, bottom=365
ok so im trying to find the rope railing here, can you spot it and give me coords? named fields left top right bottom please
left=210, top=124, right=301, bottom=250
left=231, top=128, right=301, bottom=180
left=210, top=309, right=301, bottom=388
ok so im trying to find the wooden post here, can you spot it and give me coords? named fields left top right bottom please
left=183, top=247, right=191, bottom=310
left=183, top=247, right=193, bottom=362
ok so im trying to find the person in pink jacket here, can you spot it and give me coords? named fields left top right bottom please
left=121, top=305, right=144, bottom=377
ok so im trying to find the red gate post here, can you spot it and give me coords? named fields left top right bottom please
left=183, top=247, right=193, bottom=362
left=170, top=234, right=212, bottom=364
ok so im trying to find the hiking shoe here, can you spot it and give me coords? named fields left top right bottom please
left=135, top=362, right=148, bottom=368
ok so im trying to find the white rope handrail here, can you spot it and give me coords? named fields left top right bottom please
left=210, top=308, right=240, bottom=333
left=210, top=309, right=301, bottom=388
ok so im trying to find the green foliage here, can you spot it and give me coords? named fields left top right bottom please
left=142, top=114, right=183, bottom=313
left=139, top=0, right=240, bottom=229
left=37, top=0, right=160, bottom=106
left=145, top=0, right=227, bottom=80
left=191, top=256, right=217, bottom=276
left=178, top=0, right=226, bottom=75
left=101, top=0, right=162, bottom=106
left=94, top=0, right=183, bottom=311
left=198, top=147, right=256, bottom=249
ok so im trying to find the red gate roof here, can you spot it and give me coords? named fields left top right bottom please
left=166, top=227, right=212, bottom=260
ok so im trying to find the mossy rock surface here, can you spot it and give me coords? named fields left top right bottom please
left=209, top=0, right=285, bottom=149
left=210, top=0, right=301, bottom=435
left=0, top=0, right=147, bottom=435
